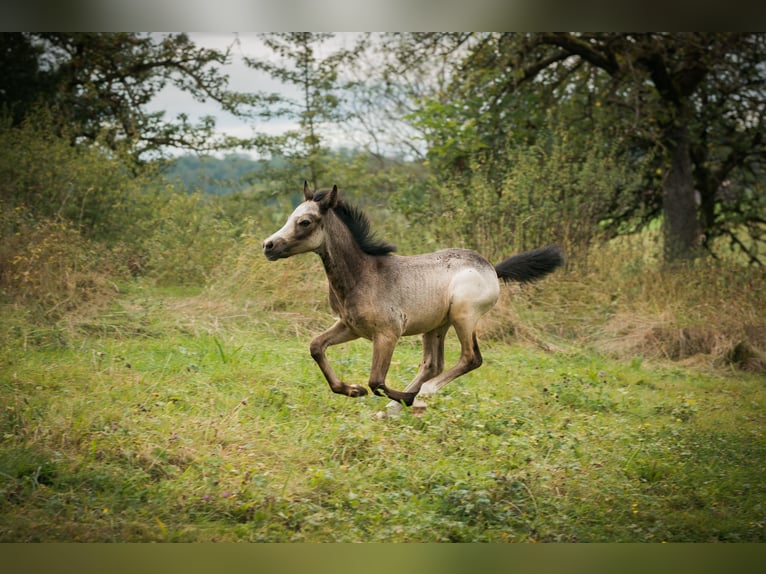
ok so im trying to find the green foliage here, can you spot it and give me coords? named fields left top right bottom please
left=1, top=33, right=250, bottom=160
left=392, top=32, right=766, bottom=264
left=243, top=33, right=362, bottom=188
left=0, top=33, right=57, bottom=126
left=396, top=116, right=646, bottom=261
left=0, top=109, right=247, bottom=319
left=0, top=109, right=154, bottom=319
left=140, top=192, right=238, bottom=286
left=0, top=109, right=153, bottom=241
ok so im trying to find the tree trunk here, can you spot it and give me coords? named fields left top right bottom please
left=662, top=124, right=701, bottom=263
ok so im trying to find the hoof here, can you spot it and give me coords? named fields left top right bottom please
left=347, top=384, right=368, bottom=397
left=381, top=386, right=417, bottom=406
left=398, top=392, right=418, bottom=407
left=412, top=397, right=428, bottom=416
left=376, top=401, right=404, bottom=420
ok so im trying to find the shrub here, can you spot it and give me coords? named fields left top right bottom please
left=396, top=115, right=647, bottom=263
left=499, top=234, right=766, bottom=373
left=141, top=192, right=238, bottom=286
left=0, top=108, right=164, bottom=322
left=0, top=215, right=122, bottom=322
left=0, top=108, right=157, bottom=243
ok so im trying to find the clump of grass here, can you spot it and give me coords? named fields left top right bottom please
left=204, top=233, right=330, bottom=338
left=489, top=235, right=766, bottom=373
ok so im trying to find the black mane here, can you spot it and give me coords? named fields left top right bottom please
left=314, top=190, right=396, bottom=256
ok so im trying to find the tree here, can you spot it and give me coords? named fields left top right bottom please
left=396, top=32, right=766, bottom=264
left=0, top=34, right=57, bottom=126
left=344, top=33, right=473, bottom=162
left=242, top=33, right=362, bottom=189
left=0, top=32, right=250, bottom=160
left=517, top=33, right=766, bottom=263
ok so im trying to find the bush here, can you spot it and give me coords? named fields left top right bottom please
left=0, top=108, right=165, bottom=323
left=397, top=115, right=647, bottom=263
left=0, top=215, right=122, bottom=322
left=494, top=233, right=766, bottom=373
left=0, top=108, right=157, bottom=243
left=141, top=192, right=238, bottom=286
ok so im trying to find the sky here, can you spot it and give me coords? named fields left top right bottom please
left=146, top=32, right=364, bottom=158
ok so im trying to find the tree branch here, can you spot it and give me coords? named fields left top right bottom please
left=533, top=33, right=620, bottom=76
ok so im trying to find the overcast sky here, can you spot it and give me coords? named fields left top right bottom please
left=146, top=32, right=363, bottom=158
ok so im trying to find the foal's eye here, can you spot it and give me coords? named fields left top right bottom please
left=298, top=219, right=312, bottom=228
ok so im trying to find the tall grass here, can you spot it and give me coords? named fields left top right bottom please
left=499, top=233, right=766, bottom=372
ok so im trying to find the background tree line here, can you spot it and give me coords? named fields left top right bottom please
left=1, top=31, right=764, bottom=279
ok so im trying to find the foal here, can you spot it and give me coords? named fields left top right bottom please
left=263, top=182, right=563, bottom=415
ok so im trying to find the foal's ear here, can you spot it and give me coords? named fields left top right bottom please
left=303, top=180, right=313, bottom=201
left=318, top=185, right=339, bottom=211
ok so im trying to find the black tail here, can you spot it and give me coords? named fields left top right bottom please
left=495, top=245, right=564, bottom=283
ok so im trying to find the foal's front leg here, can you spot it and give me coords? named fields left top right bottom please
left=369, top=333, right=418, bottom=406
left=309, top=320, right=367, bottom=397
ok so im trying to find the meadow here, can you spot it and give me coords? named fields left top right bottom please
left=1, top=239, right=764, bottom=542
left=2, top=31, right=765, bottom=546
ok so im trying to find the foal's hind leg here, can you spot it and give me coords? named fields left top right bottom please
left=411, top=319, right=484, bottom=415
left=380, top=325, right=448, bottom=418
left=409, top=269, right=497, bottom=415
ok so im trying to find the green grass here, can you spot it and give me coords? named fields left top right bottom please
left=1, top=286, right=765, bottom=542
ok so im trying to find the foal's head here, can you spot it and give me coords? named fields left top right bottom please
left=263, top=182, right=396, bottom=261
left=262, top=182, right=338, bottom=261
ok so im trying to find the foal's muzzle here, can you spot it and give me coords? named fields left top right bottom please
left=263, top=238, right=285, bottom=261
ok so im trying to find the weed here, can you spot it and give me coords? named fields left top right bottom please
left=543, top=370, right=616, bottom=412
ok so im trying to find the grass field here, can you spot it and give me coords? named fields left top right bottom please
left=1, top=272, right=764, bottom=542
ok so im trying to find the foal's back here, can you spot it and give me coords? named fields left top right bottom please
left=373, top=248, right=500, bottom=337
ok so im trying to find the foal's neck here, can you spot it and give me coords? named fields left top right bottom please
left=317, top=210, right=373, bottom=298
